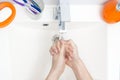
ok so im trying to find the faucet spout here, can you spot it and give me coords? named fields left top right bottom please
left=53, top=0, right=70, bottom=40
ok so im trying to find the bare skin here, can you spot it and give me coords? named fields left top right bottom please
left=46, top=41, right=66, bottom=80
left=46, top=40, right=93, bottom=80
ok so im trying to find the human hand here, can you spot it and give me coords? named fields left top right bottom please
left=46, top=40, right=66, bottom=80
left=64, top=40, right=81, bottom=68
left=49, top=40, right=80, bottom=69
left=65, top=40, right=93, bottom=80
left=48, top=40, right=92, bottom=80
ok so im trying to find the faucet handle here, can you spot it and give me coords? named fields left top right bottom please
left=53, top=7, right=59, bottom=20
left=52, top=34, right=64, bottom=43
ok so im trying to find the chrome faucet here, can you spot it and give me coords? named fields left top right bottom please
left=53, top=0, right=70, bottom=40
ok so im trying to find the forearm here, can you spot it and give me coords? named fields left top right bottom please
left=71, top=59, right=93, bottom=80
left=46, top=73, right=58, bottom=80
left=46, top=68, right=61, bottom=80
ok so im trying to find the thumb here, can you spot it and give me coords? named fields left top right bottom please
left=60, top=40, right=65, bottom=56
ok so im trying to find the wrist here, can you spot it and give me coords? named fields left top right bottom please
left=46, top=71, right=59, bottom=80
left=46, top=68, right=61, bottom=80
left=70, top=58, right=83, bottom=70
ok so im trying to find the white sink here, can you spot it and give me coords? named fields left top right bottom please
left=3, top=22, right=107, bottom=80
left=0, top=4, right=107, bottom=80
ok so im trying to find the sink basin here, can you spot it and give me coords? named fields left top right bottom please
left=0, top=4, right=107, bottom=80
left=5, top=22, right=107, bottom=80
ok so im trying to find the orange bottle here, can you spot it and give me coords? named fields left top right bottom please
left=102, top=0, right=120, bottom=23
